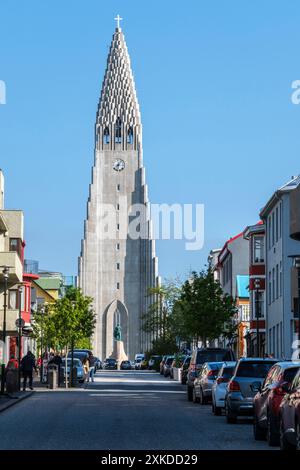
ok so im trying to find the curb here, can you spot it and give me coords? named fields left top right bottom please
left=0, top=391, right=34, bottom=413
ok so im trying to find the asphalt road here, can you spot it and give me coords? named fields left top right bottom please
left=0, top=370, right=272, bottom=450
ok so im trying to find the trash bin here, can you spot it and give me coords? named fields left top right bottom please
left=48, top=364, right=58, bottom=389
left=6, top=369, right=19, bottom=394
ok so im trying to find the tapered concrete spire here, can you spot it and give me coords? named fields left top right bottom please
left=79, top=22, right=159, bottom=360
left=96, top=26, right=142, bottom=152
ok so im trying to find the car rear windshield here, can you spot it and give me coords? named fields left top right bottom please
left=236, top=361, right=276, bottom=378
left=283, top=367, right=300, bottom=383
left=222, top=367, right=235, bottom=379
left=196, top=350, right=233, bottom=364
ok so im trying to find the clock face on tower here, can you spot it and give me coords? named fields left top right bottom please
left=113, top=159, right=125, bottom=171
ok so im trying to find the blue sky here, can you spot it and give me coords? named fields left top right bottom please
left=1, top=0, right=300, bottom=281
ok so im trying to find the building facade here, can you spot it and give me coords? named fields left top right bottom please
left=217, top=231, right=250, bottom=357
left=260, top=176, right=300, bottom=359
left=243, top=222, right=266, bottom=357
left=78, top=23, right=159, bottom=360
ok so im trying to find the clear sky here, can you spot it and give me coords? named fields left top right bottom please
left=1, top=0, right=300, bottom=281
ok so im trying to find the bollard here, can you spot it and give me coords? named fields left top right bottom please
left=48, top=365, right=58, bottom=389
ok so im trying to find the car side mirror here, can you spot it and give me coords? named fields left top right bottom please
left=251, top=381, right=261, bottom=393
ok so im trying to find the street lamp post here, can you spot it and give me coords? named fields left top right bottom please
left=254, top=279, right=260, bottom=358
left=39, top=306, right=45, bottom=384
left=1, top=266, right=10, bottom=395
left=17, top=285, right=23, bottom=391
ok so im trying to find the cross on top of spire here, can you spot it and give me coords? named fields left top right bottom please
left=114, top=14, right=123, bottom=29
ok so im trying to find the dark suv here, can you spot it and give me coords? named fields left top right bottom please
left=253, top=361, right=300, bottom=446
left=186, top=348, right=235, bottom=401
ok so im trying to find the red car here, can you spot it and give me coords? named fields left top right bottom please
left=253, top=361, right=300, bottom=446
left=279, top=367, right=300, bottom=450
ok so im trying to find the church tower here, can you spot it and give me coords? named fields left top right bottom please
left=78, top=18, right=159, bottom=360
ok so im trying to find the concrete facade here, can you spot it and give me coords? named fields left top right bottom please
left=78, top=26, right=159, bottom=360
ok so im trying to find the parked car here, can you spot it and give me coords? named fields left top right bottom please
left=135, top=358, right=142, bottom=370
left=279, top=367, right=300, bottom=450
left=94, top=357, right=102, bottom=370
left=193, top=362, right=224, bottom=404
left=130, top=361, right=135, bottom=369
left=181, top=356, right=191, bottom=385
left=159, top=356, right=168, bottom=375
left=148, top=355, right=162, bottom=371
left=211, top=362, right=236, bottom=415
left=104, top=358, right=118, bottom=370
left=163, top=356, right=174, bottom=377
left=187, top=348, right=235, bottom=401
left=225, top=358, right=278, bottom=423
left=120, top=360, right=132, bottom=370
left=253, top=361, right=300, bottom=446
left=61, top=358, right=85, bottom=383
left=170, top=355, right=186, bottom=379
left=140, top=359, right=148, bottom=370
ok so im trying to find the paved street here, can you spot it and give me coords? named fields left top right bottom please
left=0, top=370, right=271, bottom=450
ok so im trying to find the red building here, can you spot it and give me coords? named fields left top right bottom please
left=243, top=222, right=266, bottom=357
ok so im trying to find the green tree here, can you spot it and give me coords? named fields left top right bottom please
left=142, top=279, right=181, bottom=354
left=173, top=269, right=237, bottom=345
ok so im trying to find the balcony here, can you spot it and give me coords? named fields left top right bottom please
left=0, top=308, right=18, bottom=334
left=0, top=251, right=23, bottom=284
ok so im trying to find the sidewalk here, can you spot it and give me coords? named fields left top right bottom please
left=0, top=390, right=34, bottom=413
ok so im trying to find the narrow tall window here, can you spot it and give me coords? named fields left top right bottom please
left=103, top=127, right=110, bottom=144
left=268, top=271, right=272, bottom=305
left=272, top=268, right=275, bottom=302
left=116, top=243, right=120, bottom=250
left=127, top=126, right=133, bottom=144
left=117, top=184, right=120, bottom=191
left=117, top=282, right=120, bottom=290
left=115, top=117, right=122, bottom=143
left=275, top=207, right=279, bottom=242
left=116, top=263, right=120, bottom=270
left=276, top=264, right=279, bottom=299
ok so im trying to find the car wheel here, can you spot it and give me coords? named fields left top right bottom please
left=280, top=416, right=296, bottom=450
left=267, top=412, right=279, bottom=447
left=187, top=385, right=193, bottom=401
left=193, top=387, right=200, bottom=404
left=254, top=415, right=267, bottom=441
left=225, top=403, right=237, bottom=424
left=199, top=388, right=208, bottom=405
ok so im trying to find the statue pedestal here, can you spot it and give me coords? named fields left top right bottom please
left=110, top=340, right=128, bottom=368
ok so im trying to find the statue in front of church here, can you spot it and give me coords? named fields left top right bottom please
left=114, top=324, right=122, bottom=341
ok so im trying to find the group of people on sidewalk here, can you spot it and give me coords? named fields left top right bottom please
left=4, top=349, right=97, bottom=392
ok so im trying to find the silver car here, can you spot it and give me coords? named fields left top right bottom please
left=225, top=358, right=278, bottom=423
left=193, top=362, right=224, bottom=404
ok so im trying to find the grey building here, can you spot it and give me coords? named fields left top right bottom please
left=78, top=22, right=159, bottom=360
left=260, top=176, right=300, bottom=359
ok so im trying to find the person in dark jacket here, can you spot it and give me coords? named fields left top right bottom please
left=21, top=351, right=37, bottom=391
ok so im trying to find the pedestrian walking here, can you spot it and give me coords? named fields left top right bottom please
left=82, top=357, right=89, bottom=382
left=49, top=352, right=63, bottom=385
left=6, top=354, right=19, bottom=371
left=21, top=351, right=37, bottom=391
left=88, top=352, right=96, bottom=382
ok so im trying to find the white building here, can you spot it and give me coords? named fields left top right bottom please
left=260, top=176, right=300, bottom=359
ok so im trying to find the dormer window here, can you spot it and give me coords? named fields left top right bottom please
left=115, top=118, right=122, bottom=143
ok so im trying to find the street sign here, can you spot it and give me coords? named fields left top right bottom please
left=15, top=318, right=25, bottom=328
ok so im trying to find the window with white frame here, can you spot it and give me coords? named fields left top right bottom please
left=253, top=235, right=264, bottom=263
